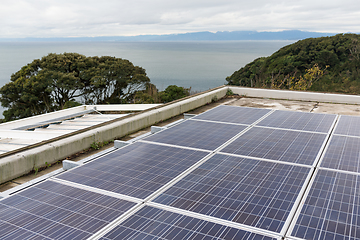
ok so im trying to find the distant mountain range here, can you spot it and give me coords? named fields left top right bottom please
left=1, top=30, right=350, bottom=42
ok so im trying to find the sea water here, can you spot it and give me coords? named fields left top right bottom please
left=0, top=41, right=293, bottom=115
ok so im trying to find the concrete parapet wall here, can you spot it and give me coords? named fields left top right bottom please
left=0, top=86, right=228, bottom=184
left=230, top=86, right=360, bottom=104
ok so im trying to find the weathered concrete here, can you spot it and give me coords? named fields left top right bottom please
left=0, top=86, right=228, bottom=184
left=230, top=86, right=360, bottom=105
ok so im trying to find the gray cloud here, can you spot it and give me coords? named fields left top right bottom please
left=0, top=0, right=359, bottom=38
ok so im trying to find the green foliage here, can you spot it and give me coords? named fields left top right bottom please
left=226, top=34, right=360, bottom=94
left=0, top=53, right=150, bottom=121
left=226, top=89, right=234, bottom=96
left=158, top=85, right=190, bottom=103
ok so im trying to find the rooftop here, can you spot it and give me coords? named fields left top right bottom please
left=1, top=86, right=360, bottom=239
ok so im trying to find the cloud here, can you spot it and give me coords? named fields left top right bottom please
left=0, top=0, right=359, bottom=38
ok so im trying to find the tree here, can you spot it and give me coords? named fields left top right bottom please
left=226, top=33, right=360, bottom=94
left=0, top=53, right=150, bottom=121
left=159, top=85, right=190, bottom=103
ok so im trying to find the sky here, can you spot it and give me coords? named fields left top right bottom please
left=0, top=0, right=359, bottom=38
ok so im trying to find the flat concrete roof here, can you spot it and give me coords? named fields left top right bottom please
left=2, top=91, right=360, bottom=193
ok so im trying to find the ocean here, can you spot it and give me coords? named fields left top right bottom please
left=0, top=41, right=294, bottom=115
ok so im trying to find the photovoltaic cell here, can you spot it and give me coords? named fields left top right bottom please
left=291, top=169, right=360, bottom=240
left=56, top=142, right=209, bottom=199
left=101, top=206, right=277, bottom=240
left=144, top=120, right=247, bottom=151
left=153, top=154, right=310, bottom=233
left=257, top=110, right=336, bottom=133
left=320, top=135, right=360, bottom=173
left=221, top=127, right=327, bottom=166
left=0, top=181, right=136, bottom=240
left=334, top=115, right=360, bottom=137
left=193, top=105, right=271, bottom=125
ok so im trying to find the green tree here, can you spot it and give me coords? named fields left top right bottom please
left=226, top=33, right=360, bottom=94
left=0, top=53, right=150, bottom=121
left=159, top=85, right=190, bottom=103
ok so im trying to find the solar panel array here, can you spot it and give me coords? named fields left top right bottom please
left=4, top=104, right=360, bottom=240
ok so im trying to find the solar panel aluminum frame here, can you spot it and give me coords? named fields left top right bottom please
left=284, top=166, right=360, bottom=239
left=191, top=105, right=274, bottom=126
left=51, top=177, right=144, bottom=204
left=88, top=203, right=145, bottom=240
left=140, top=118, right=255, bottom=153
left=284, top=167, right=322, bottom=239
left=316, top=115, right=358, bottom=171
left=147, top=159, right=314, bottom=239
left=333, top=115, right=360, bottom=137
left=147, top=202, right=283, bottom=240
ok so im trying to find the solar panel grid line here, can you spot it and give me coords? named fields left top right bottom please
left=189, top=118, right=250, bottom=127
left=256, top=110, right=337, bottom=134
left=217, top=152, right=313, bottom=169
left=55, top=142, right=210, bottom=199
left=50, top=178, right=143, bottom=204
left=249, top=109, right=276, bottom=126
left=334, top=115, right=360, bottom=137
left=192, top=105, right=274, bottom=126
left=285, top=167, right=321, bottom=239
left=88, top=203, right=145, bottom=240
left=251, top=124, right=329, bottom=135
left=0, top=180, right=138, bottom=240
left=138, top=139, right=212, bottom=154
left=143, top=119, right=250, bottom=151
left=212, top=109, right=276, bottom=154
left=144, top=151, right=217, bottom=203
left=318, top=165, right=360, bottom=176
left=212, top=125, right=254, bottom=153
left=147, top=202, right=282, bottom=240
left=289, top=168, right=360, bottom=239
left=98, top=205, right=281, bottom=240
left=220, top=126, right=329, bottom=166
left=280, top=167, right=316, bottom=237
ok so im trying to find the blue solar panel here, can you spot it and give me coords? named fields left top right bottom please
left=320, top=135, right=360, bottom=173
left=101, top=206, right=277, bottom=240
left=56, top=142, right=209, bottom=199
left=153, top=154, right=310, bottom=233
left=144, top=120, right=247, bottom=151
left=221, top=127, right=327, bottom=166
left=193, top=105, right=271, bottom=125
left=0, top=181, right=136, bottom=240
left=290, top=169, right=360, bottom=240
left=334, top=115, right=360, bottom=137
left=257, top=110, right=336, bottom=133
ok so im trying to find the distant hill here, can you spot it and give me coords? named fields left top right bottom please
left=0, top=30, right=341, bottom=42
left=226, top=33, right=360, bottom=94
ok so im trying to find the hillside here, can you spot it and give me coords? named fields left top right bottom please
left=226, top=34, right=360, bottom=94
left=0, top=30, right=337, bottom=42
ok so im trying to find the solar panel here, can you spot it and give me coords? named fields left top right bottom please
left=56, top=142, right=209, bottom=199
left=144, top=120, right=247, bottom=151
left=334, top=115, right=360, bottom=137
left=153, top=154, right=310, bottom=233
left=192, top=105, right=271, bottom=125
left=101, top=206, right=278, bottom=240
left=0, top=181, right=136, bottom=240
left=290, top=169, right=360, bottom=240
left=220, top=127, right=327, bottom=166
left=320, top=135, right=360, bottom=173
left=256, top=110, right=336, bottom=133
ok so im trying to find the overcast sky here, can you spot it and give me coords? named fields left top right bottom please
left=1, top=0, right=359, bottom=38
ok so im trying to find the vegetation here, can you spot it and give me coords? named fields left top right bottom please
left=0, top=53, right=192, bottom=122
left=134, top=84, right=190, bottom=104
left=226, top=33, right=360, bottom=93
